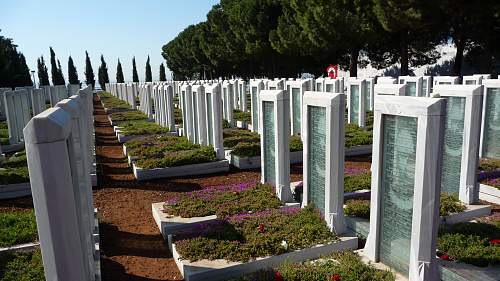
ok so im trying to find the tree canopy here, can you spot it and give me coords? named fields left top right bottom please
left=1, top=32, right=33, bottom=87
left=132, top=57, right=139, bottom=82
left=85, top=51, right=95, bottom=88
left=116, top=59, right=125, bottom=83
left=98, top=55, right=109, bottom=90
left=68, top=56, right=80, bottom=85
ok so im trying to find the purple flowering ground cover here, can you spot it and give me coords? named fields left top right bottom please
left=174, top=205, right=337, bottom=262
left=163, top=182, right=283, bottom=218
left=478, top=158, right=500, bottom=189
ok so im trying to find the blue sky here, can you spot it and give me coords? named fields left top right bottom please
left=1, top=0, right=219, bottom=83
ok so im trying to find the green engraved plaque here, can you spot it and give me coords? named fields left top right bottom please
left=350, top=85, right=360, bottom=124
left=206, top=93, right=213, bottom=145
left=263, top=101, right=275, bottom=183
left=379, top=115, right=417, bottom=276
left=181, top=90, right=188, bottom=131
left=292, top=88, right=301, bottom=135
left=252, top=86, right=258, bottom=130
left=192, top=95, right=199, bottom=143
left=364, top=81, right=371, bottom=109
left=406, top=82, right=417, bottom=96
left=441, top=96, right=466, bottom=195
left=422, top=80, right=428, bottom=96
left=308, top=106, right=326, bottom=213
left=483, top=88, right=500, bottom=158
left=326, top=84, right=333, bottom=93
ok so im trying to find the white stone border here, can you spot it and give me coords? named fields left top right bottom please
left=169, top=236, right=358, bottom=281
left=0, top=182, right=31, bottom=199
left=132, top=160, right=230, bottom=181
left=479, top=184, right=500, bottom=205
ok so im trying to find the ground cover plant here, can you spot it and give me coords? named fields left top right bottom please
left=0, top=249, right=44, bottom=281
left=233, top=109, right=251, bottom=123
left=99, top=92, right=131, bottom=110
left=0, top=209, right=37, bottom=247
left=0, top=121, right=9, bottom=145
left=478, top=158, right=500, bottom=189
left=118, top=120, right=169, bottom=136
left=225, top=128, right=303, bottom=157
left=223, top=128, right=260, bottom=148
left=231, top=251, right=395, bottom=281
left=344, top=199, right=370, bottom=219
left=163, top=182, right=282, bottom=218
left=174, top=205, right=337, bottom=262
left=109, top=110, right=148, bottom=122
left=174, top=108, right=182, bottom=124
left=0, top=151, right=29, bottom=185
left=437, top=221, right=500, bottom=267
left=344, top=167, right=371, bottom=193
left=345, top=124, right=372, bottom=148
left=125, top=135, right=217, bottom=169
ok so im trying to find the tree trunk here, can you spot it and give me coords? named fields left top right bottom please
left=400, top=31, right=409, bottom=76
left=349, top=48, right=360, bottom=77
left=453, top=37, right=465, bottom=76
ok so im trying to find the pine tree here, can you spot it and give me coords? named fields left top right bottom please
left=145, top=55, right=152, bottom=82
left=132, top=57, right=139, bottom=82
left=116, top=59, right=125, bottom=83
left=49, top=47, right=64, bottom=85
left=57, top=59, right=66, bottom=85
left=37, top=56, right=50, bottom=86
left=67, top=56, right=80, bottom=85
left=159, top=63, right=167, bottom=81
left=84, top=51, right=95, bottom=88
left=98, top=55, right=110, bottom=90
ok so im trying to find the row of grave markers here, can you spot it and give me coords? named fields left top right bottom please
left=22, top=85, right=100, bottom=281
left=257, top=80, right=497, bottom=280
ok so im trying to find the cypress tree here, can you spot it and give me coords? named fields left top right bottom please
left=57, top=59, right=66, bottom=85
left=49, top=47, right=64, bottom=85
left=18, top=54, right=33, bottom=86
left=68, top=56, right=80, bottom=85
left=159, top=63, right=167, bottom=81
left=0, top=31, right=32, bottom=88
left=145, top=55, right=152, bottom=82
left=132, top=57, right=139, bottom=82
left=98, top=55, right=110, bottom=90
left=84, top=51, right=95, bottom=88
left=37, top=56, right=50, bottom=86
left=116, top=59, right=125, bottom=83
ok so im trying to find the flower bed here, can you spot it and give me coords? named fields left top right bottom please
left=344, top=168, right=371, bottom=193
left=109, top=110, right=148, bottom=123
left=345, top=124, right=372, bottom=148
left=99, top=92, right=131, bottom=110
left=233, top=109, right=251, bottom=123
left=230, top=251, right=395, bottom=281
left=478, top=158, right=500, bottom=189
left=164, top=182, right=282, bottom=218
left=0, top=151, right=29, bottom=185
left=0, top=210, right=37, bottom=248
left=174, top=206, right=338, bottom=263
left=117, top=120, right=170, bottom=137
left=437, top=221, right=500, bottom=267
left=344, top=199, right=370, bottom=219
left=0, top=249, right=44, bottom=281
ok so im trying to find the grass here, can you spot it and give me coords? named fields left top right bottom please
left=0, top=249, right=44, bottom=281
left=0, top=122, right=9, bottom=145
left=174, top=205, right=337, bottom=262
left=438, top=221, right=500, bottom=267
left=119, top=120, right=170, bottom=136
left=0, top=151, right=29, bottom=185
left=164, top=183, right=282, bottom=218
left=231, top=251, right=395, bottom=281
left=109, top=111, right=148, bottom=122
left=99, top=92, right=131, bottom=110
left=0, top=210, right=38, bottom=247
left=344, top=172, right=371, bottom=192
left=233, top=109, right=251, bottom=123
left=345, top=124, right=372, bottom=147
left=126, top=135, right=217, bottom=169
left=344, top=199, right=370, bottom=219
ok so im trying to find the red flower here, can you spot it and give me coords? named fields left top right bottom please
left=258, top=224, right=265, bottom=233
left=490, top=239, right=500, bottom=245
left=440, top=253, right=450, bottom=261
left=274, top=271, right=283, bottom=281
left=331, top=274, right=341, bottom=281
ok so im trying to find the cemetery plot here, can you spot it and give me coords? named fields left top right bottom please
left=478, top=158, right=500, bottom=204
left=0, top=151, right=31, bottom=199
left=168, top=206, right=357, bottom=281
left=0, top=249, right=44, bottom=280
left=233, top=109, right=251, bottom=129
left=0, top=209, right=37, bottom=248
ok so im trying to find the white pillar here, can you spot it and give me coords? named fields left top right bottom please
left=364, top=96, right=445, bottom=281
left=287, top=80, right=308, bottom=136
left=259, top=90, right=292, bottom=202
left=250, top=80, right=264, bottom=133
left=400, top=76, right=423, bottom=97
left=180, top=85, right=193, bottom=142
left=433, top=85, right=483, bottom=204
left=480, top=79, right=500, bottom=159
left=205, top=83, right=225, bottom=160
left=222, top=81, right=234, bottom=125
left=302, top=91, right=346, bottom=234
left=347, top=78, right=366, bottom=127
left=193, top=85, right=207, bottom=145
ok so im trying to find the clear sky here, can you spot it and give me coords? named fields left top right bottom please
left=1, top=0, right=219, bottom=83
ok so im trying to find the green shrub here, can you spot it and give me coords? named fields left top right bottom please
left=231, top=142, right=261, bottom=157
left=126, top=135, right=200, bottom=159
left=0, top=122, right=9, bottom=145
left=164, top=183, right=282, bottom=218
left=119, top=120, right=169, bottom=136
left=0, top=167, right=29, bottom=185
left=290, top=135, right=303, bottom=151
left=2, top=151, right=27, bottom=168
left=99, top=92, right=131, bottom=110
left=233, top=109, right=251, bottom=123
left=174, top=108, right=183, bottom=125
left=345, top=124, right=373, bottom=147
left=0, top=249, right=44, bottom=281
left=344, top=172, right=371, bottom=192
left=110, top=111, right=148, bottom=122
left=0, top=210, right=38, bottom=247
left=438, top=222, right=500, bottom=267
left=136, top=146, right=216, bottom=169
left=223, top=119, right=231, bottom=129
left=440, top=193, right=466, bottom=216
left=175, top=205, right=337, bottom=262
left=479, top=158, right=500, bottom=172
left=344, top=199, right=370, bottom=219
left=223, top=129, right=260, bottom=148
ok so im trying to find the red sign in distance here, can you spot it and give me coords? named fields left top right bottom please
left=326, top=65, right=338, bottom=79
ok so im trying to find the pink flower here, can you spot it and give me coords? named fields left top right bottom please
left=258, top=224, right=265, bottom=233
left=439, top=253, right=450, bottom=261
left=490, top=239, right=500, bottom=245
left=331, top=274, right=341, bottom=281
left=274, top=271, right=283, bottom=281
